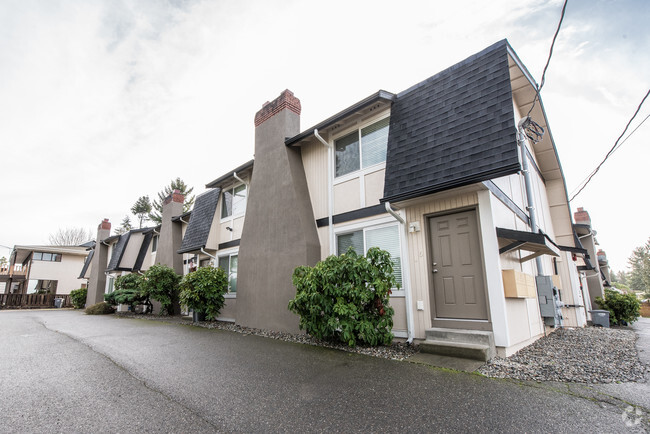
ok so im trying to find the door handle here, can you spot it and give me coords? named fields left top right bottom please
left=432, top=269, right=438, bottom=273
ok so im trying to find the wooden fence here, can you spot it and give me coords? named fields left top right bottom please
left=0, top=294, right=72, bottom=309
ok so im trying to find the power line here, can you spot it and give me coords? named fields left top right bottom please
left=570, top=111, right=650, bottom=198
left=526, top=0, right=568, bottom=118
left=569, top=88, right=650, bottom=202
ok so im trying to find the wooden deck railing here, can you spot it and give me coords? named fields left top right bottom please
left=0, top=267, right=28, bottom=277
left=0, top=294, right=72, bottom=309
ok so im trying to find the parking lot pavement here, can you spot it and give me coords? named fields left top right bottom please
left=1, top=309, right=647, bottom=433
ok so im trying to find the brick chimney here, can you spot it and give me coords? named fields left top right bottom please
left=99, top=218, right=111, bottom=231
left=164, top=189, right=185, bottom=206
left=86, top=218, right=112, bottom=306
left=237, top=90, right=320, bottom=332
left=254, top=89, right=301, bottom=127
left=157, top=189, right=185, bottom=275
left=574, top=207, right=591, bottom=226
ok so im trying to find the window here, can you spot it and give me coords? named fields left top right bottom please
left=335, top=117, right=390, bottom=177
left=337, top=224, right=402, bottom=286
left=32, top=252, right=60, bottom=262
left=218, top=254, right=238, bottom=293
left=152, top=235, right=159, bottom=253
left=221, top=184, right=247, bottom=219
left=105, top=276, right=115, bottom=294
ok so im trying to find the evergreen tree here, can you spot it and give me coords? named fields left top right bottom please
left=148, top=178, right=195, bottom=224
left=627, top=239, right=650, bottom=293
left=114, top=215, right=133, bottom=235
left=131, top=196, right=152, bottom=229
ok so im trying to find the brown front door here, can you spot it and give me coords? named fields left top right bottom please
left=429, top=209, right=488, bottom=320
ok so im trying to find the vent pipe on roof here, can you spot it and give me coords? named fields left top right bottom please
left=314, top=129, right=334, bottom=256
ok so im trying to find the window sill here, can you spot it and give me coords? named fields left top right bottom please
left=334, top=162, right=386, bottom=185
left=220, top=213, right=246, bottom=224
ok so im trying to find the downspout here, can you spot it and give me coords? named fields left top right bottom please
left=385, top=202, right=414, bottom=344
left=314, top=129, right=335, bottom=255
left=200, top=247, right=216, bottom=266
left=233, top=172, right=249, bottom=189
left=517, top=117, right=544, bottom=276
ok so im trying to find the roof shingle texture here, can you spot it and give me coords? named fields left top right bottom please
left=178, top=188, right=221, bottom=254
left=382, top=39, right=519, bottom=202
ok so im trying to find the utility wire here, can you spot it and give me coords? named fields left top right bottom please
left=526, top=0, right=568, bottom=118
left=569, top=88, right=650, bottom=201
left=569, top=110, right=650, bottom=198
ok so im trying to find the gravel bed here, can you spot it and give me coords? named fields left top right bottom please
left=479, top=327, right=647, bottom=383
left=115, top=312, right=417, bottom=361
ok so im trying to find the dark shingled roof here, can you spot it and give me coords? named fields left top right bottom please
left=178, top=188, right=221, bottom=254
left=106, top=232, right=130, bottom=272
left=382, top=39, right=519, bottom=203
left=78, top=249, right=94, bottom=279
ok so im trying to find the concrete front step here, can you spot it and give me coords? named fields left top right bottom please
left=419, top=339, right=491, bottom=361
left=421, top=328, right=496, bottom=361
left=425, top=327, right=494, bottom=346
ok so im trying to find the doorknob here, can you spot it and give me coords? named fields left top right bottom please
left=432, top=269, right=438, bottom=273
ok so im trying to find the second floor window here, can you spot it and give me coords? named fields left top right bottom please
left=335, top=117, right=390, bottom=177
left=221, top=184, right=247, bottom=219
left=33, top=252, right=61, bottom=262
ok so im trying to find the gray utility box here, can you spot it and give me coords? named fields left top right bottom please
left=590, top=310, right=610, bottom=328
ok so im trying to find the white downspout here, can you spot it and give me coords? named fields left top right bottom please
left=200, top=247, right=217, bottom=266
left=385, top=201, right=414, bottom=344
left=314, top=129, right=335, bottom=255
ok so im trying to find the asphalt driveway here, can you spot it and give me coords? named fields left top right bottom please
left=0, top=310, right=647, bottom=433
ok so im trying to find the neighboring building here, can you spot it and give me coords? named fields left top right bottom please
left=85, top=39, right=595, bottom=359
left=573, top=206, right=610, bottom=312
left=1, top=245, right=89, bottom=295
left=84, top=191, right=191, bottom=308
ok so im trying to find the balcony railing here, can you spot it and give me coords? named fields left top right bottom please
left=0, top=267, right=27, bottom=277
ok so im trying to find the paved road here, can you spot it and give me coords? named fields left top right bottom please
left=0, top=310, right=647, bottom=433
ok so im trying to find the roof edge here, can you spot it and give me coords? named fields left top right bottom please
left=285, top=90, right=396, bottom=147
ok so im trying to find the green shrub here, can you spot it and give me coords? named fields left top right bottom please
left=596, top=288, right=640, bottom=326
left=70, top=288, right=88, bottom=309
left=179, top=266, right=228, bottom=320
left=85, top=302, right=115, bottom=315
left=140, top=264, right=180, bottom=316
left=115, top=273, right=142, bottom=291
left=288, top=247, right=397, bottom=347
left=105, top=289, right=152, bottom=313
left=104, top=274, right=152, bottom=313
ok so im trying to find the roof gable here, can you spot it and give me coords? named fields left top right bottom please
left=382, top=39, right=519, bottom=202
left=178, top=188, right=221, bottom=254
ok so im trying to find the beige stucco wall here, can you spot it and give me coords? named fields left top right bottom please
left=29, top=254, right=87, bottom=294
left=119, top=232, right=144, bottom=269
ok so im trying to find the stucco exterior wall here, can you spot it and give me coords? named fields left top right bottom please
left=29, top=254, right=87, bottom=294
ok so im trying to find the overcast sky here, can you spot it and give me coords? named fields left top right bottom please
left=0, top=0, right=648, bottom=272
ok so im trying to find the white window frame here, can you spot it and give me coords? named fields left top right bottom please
left=217, top=247, right=239, bottom=298
left=220, top=183, right=247, bottom=222
left=333, top=217, right=406, bottom=297
left=105, top=274, right=116, bottom=294
left=333, top=113, right=390, bottom=184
